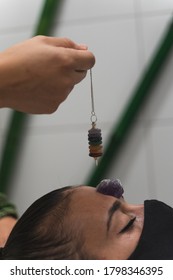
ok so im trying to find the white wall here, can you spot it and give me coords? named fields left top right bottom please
left=0, top=0, right=173, bottom=215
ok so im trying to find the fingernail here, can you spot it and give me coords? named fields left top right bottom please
left=78, top=44, right=88, bottom=50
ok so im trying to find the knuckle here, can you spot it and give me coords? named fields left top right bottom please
left=34, top=35, right=51, bottom=44
left=61, top=52, right=74, bottom=69
left=35, top=35, right=46, bottom=41
left=61, top=37, right=75, bottom=48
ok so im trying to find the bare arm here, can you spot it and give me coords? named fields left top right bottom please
left=0, top=217, right=17, bottom=247
left=0, top=193, right=18, bottom=246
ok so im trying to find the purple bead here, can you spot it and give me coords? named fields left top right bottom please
left=96, top=179, right=124, bottom=198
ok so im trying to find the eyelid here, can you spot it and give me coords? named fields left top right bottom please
left=119, top=217, right=136, bottom=234
left=107, top=201, right=121, bottom=232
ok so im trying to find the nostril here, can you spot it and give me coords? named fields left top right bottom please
left=96, top=179, right=124, bottom=198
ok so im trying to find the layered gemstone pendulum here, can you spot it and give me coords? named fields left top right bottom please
left=88, top=69, right=103, bottom=166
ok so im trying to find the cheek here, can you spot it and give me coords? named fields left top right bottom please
left=110, top=225, right=143, bottom=259
left=81, top=215, right=108, bottom=251
left=86, top=217, right=107, bottom=240
left=101, top=232, right=139, bottom=260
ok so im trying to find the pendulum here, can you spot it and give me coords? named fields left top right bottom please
left=88, top=124, right=103, bottom=165
left=88, top=69, right=103, bottom=166
left=88, top=69, right=103, bottom=165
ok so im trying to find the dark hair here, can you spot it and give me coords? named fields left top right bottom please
left=0, top=186, right=85, bottom=260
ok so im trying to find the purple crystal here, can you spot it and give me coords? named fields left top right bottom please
left=96, top=179, right=124, bottom=198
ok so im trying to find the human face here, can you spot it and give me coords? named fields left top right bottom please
left=68, top=186, right=144, bottom=259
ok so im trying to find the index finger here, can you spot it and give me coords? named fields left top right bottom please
left=39, top=36, right=88, bottom=50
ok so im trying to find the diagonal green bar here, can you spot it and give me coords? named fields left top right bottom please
left=0, top=0, right=63, bottom=193
left=33, top=0, right=63, bottom=36
left=86, top=17, right=173, bottom=187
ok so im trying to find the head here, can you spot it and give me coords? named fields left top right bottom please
left=1, top=184, right=144, bottom=260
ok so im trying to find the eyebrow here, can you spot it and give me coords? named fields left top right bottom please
left=107, top=200, right=121, bottom=231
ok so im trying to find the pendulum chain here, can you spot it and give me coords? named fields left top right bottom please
left=90, top=69, right=97, bottom=123
left=88, top=69, right=103, bottom=166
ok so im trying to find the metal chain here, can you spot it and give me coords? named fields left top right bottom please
left=90, top=69, right=97, bottom=123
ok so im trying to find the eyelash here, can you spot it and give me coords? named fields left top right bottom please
left=119, top=217, right=136, bottom=233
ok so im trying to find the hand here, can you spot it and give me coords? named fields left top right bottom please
left=0, top=36, right=95, bottom=114
left=0, top=216, right=17, bottom=247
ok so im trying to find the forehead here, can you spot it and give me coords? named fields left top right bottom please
left=69, top=186, right=116, bottom=212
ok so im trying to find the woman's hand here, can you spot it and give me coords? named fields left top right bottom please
left=0, top=36, right=95, bottom=114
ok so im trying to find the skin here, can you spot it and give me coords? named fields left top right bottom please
left=0, top=186, right=144, bottom=258
left=0, top=36, right=95, bottom=114
left=68, top=186, right=144, bottom=259
left=0, top=35, right=94, bottom=245
left=0, top=217, right=17, bottom=247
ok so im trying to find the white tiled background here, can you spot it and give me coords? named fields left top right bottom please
left=0, top=0, right=173, bottom=214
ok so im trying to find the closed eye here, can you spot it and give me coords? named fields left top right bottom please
left=119, top=217, right=136, bottom=234
left=107, top=201, right=121, bottom=231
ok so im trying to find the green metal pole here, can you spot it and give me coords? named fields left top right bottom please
left=0, top=0, right=63, bottom=193
left=86, top=17, right=173, bottom=187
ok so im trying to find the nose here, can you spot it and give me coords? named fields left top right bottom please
left=96, top=179, right=124, bottom=198
left=120, top=201, right=143, bottom=219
